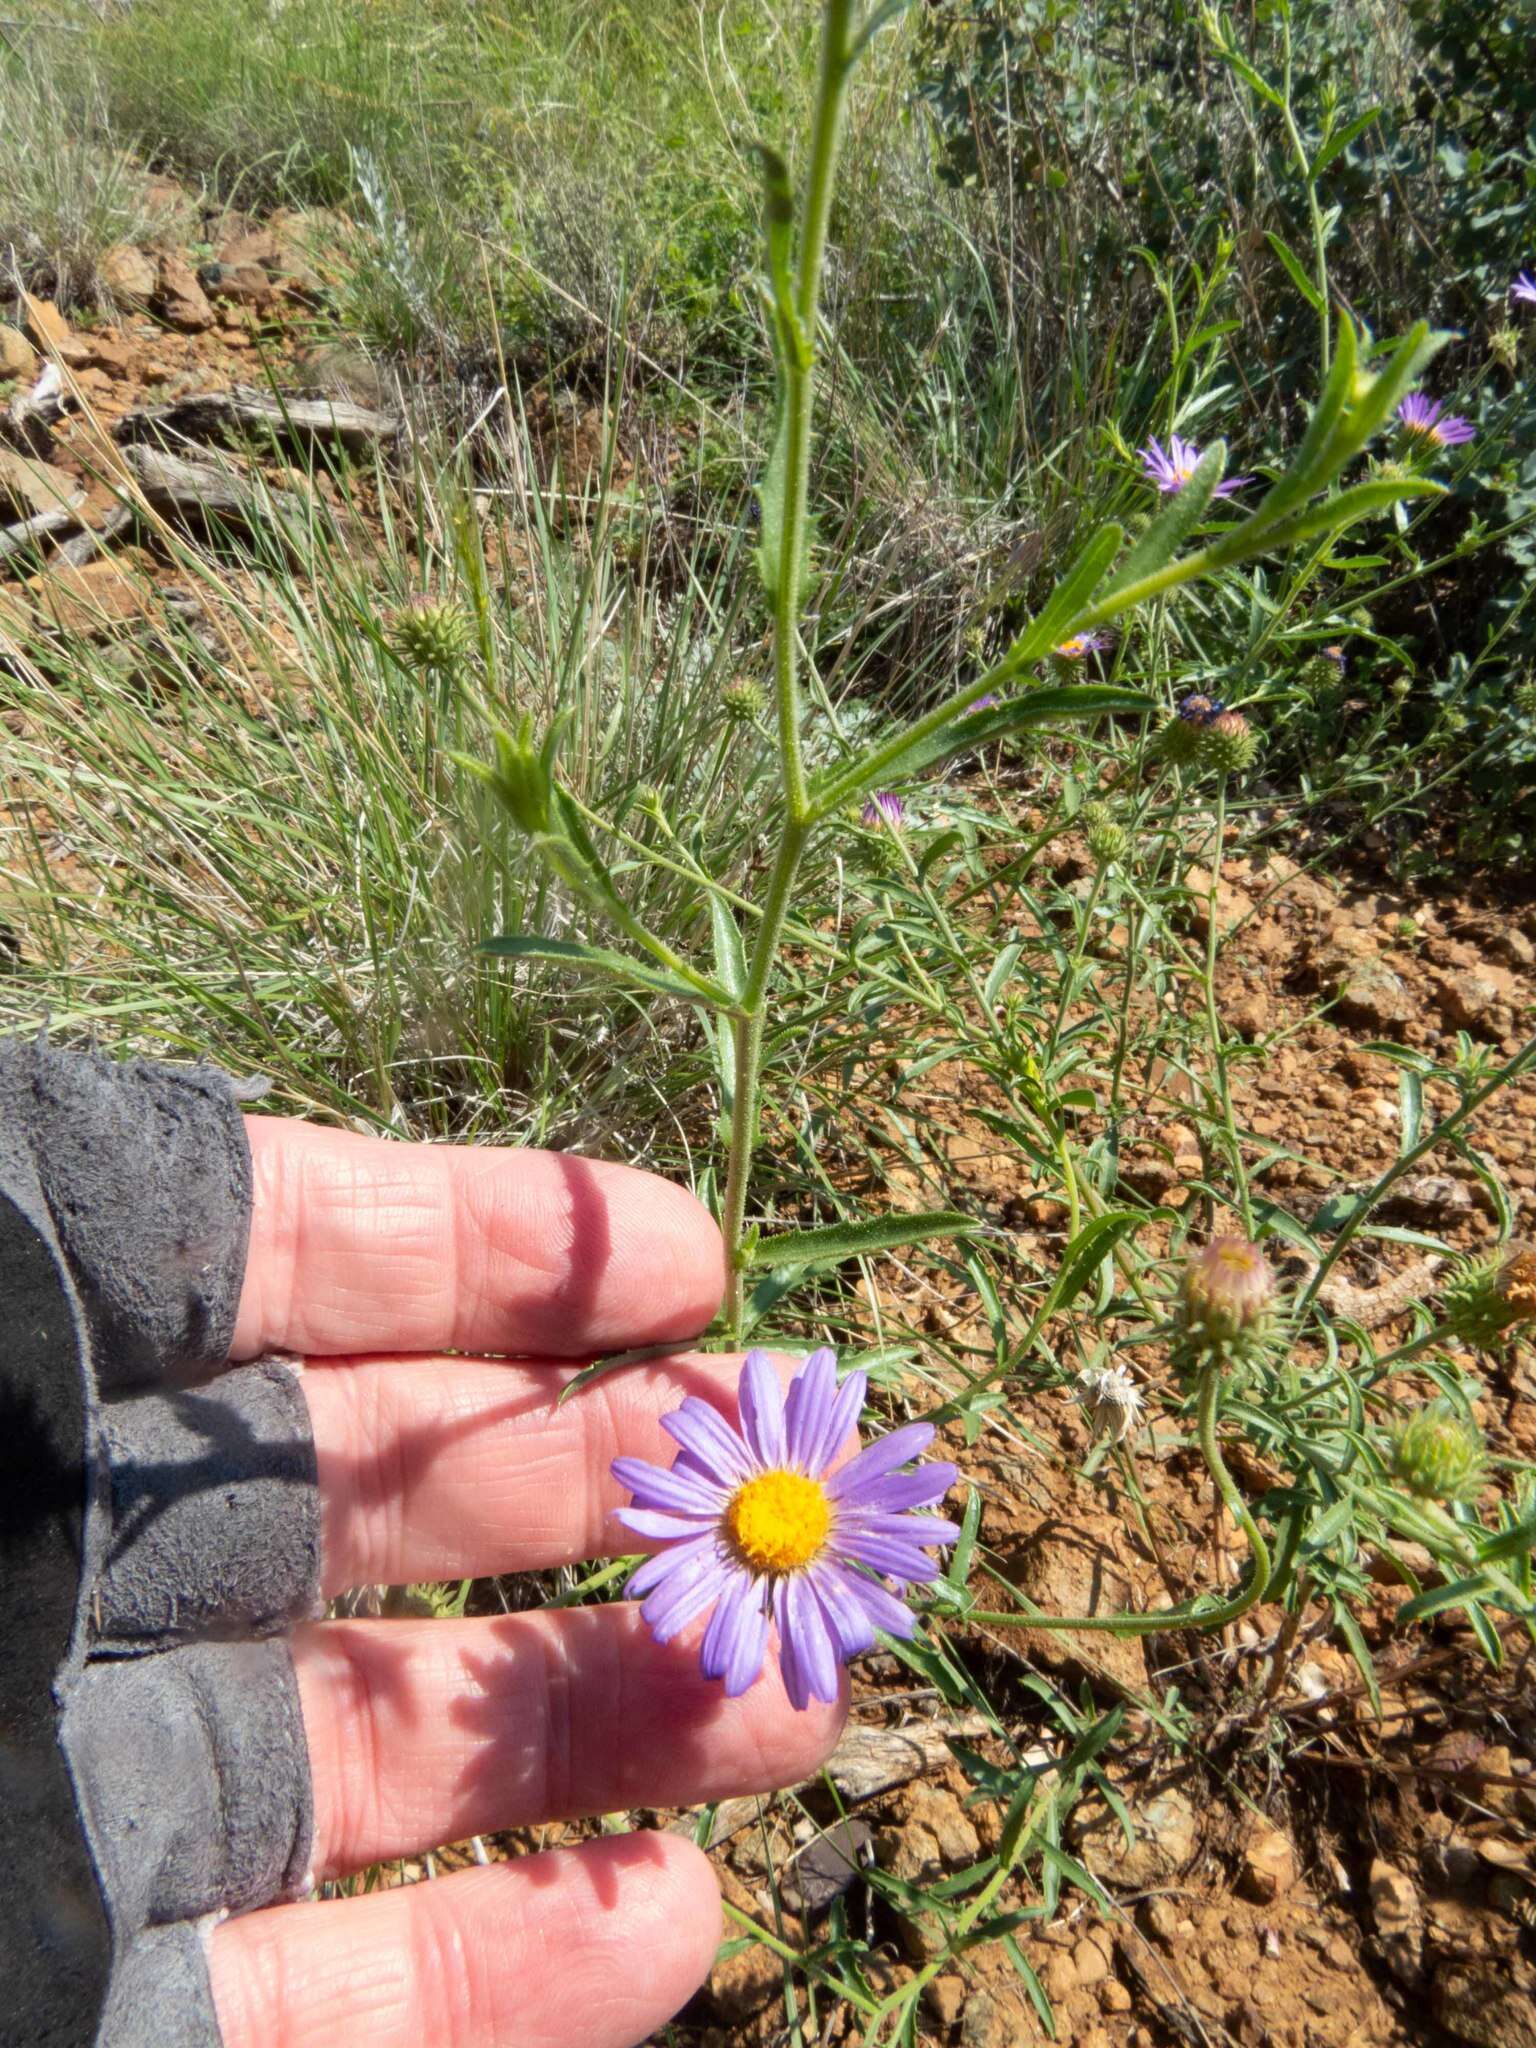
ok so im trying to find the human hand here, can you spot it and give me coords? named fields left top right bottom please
left=209, top=1118, right=846, bottom=2048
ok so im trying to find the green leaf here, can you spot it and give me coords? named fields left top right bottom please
left=1396, top=1572, right=1495, bottom=1625
left=848, top=0, right=915, bottom=60
left=1099, top=442, right=1227, bottom=601
left=748, top=1208, right=978, bottom=1270
left=1035, top=1209, right=1146, bottom=1324
left=709, top=895, right=747, bottom=1001
left=1264, top=231, right=1326, bottom=314
left=1000, top=523, right=1125, bottom=671
left=754, top=399, right=790, bottom=598
left=482, top=934, right=725, bottom=1008
left=1262, top=475, right=1444, bottom=549
left=1311, top=106, right=1383, bottom=178
left=811, top=685, right=1150, bottom=813
left=983, top=941, right=1024, bottom=1011
left=1219, top=46, right=1285, bottom=109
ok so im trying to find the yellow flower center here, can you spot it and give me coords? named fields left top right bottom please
left=1057, top=636, right=1087, bottom=658
left=725, top=1470, right=832, bottom=1575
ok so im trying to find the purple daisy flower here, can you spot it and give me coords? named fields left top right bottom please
left=1396, top=392, right=1475, bottom=446
left=613, top=1348, right=959, bottom=1709
left=1139, top=435, right=1250, bottom=498
left=861, top=790, right=905, bottom=830
left=1510, top=271, right=1536, bottom=307
left=1052, top=631, right=1110, bottom=662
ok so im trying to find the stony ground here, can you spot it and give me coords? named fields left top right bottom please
left=4, top=201, right=1535, bottom=2048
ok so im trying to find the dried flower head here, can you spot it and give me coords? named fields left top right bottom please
left=1074, top=1364, right=1145, bottom=1445
left=614, top=1349, right=958, bottom=1708
left=1200, top=708, right=1259, bottom=775
left=1180, top=1236, right=1278, bottom=1355
left=1139, top=435, right=1250, bottom=498
left=1388, top=1400, right=1487, bottom=1505
left=1396, top=393, right=1475, bottom=448
left=862, top=791, right=906, bottom=831
left=387, top=593, right=472, bottom=674
left=1442, top=1242, right=1536, bottom=1348
left=722, top=677, right=765, bottom=725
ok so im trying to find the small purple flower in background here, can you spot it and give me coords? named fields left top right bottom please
left=861, top=790, right=906, bottom=830
left=1139, top=435, right=1250, bottom=498
left=1177, top=692, right=1224, bottom=725
left=1510, top=271, right=1536, bottom=307
left=971, top=692, right=1000, bottom=710
left=1323, top=644, right=1347, bottom=669
left=1396, top=392, right=1475, bottom=447
left=613, top=1349, right=959, bottom=1708
left=1053, top=632, right=1110, bottom=663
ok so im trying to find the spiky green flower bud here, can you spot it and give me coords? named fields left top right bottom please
left=1388, top=1399, right=1487, bottom=1504
left=388, top=594, right=473, bottom=674
left=1154, top=714, right=1205, bottom=767
left=1081, top=800, right=1127, bottom=867
left=1489, top=324, right=1520, bottom=374
left=1299, top=650, right=1345, bottom=694
left=1199, top=709, right=1258, bottom=776
left=722, top=677, right=765, bottom=725
left=1441, top=1243, right=1536, bottom=1349
left=1514, top=676, right=1536, bottom=721
left=479, top=712, right=559, bottom=837
left=1178, top=1236, right=1278, bottom=1365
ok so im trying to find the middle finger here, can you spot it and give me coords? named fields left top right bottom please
left=302, top=1349, right=752, bottom=1593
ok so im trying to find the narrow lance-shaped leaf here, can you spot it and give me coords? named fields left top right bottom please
left=482, top=935, right=730, bottom=1009
left=996, top=521, right=1125, bottom=672
left=1099, top=441, right=1227, bottom=602
left=748, top=1208, right=978, bottom=1271
left=809, top=684, right=1149, bottom=818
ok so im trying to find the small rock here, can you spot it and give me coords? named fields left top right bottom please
left=1072, top=1928, right=1112, bottom=1987
left=1239, top=1826, right=1297, bottom=1903
left=786, top=1817, right=871, bottom=1920
left=155, top=254, right=215, bottom=332
left=99, top=244, right=159, bottom=305
left=1075, top=1785, right=1199, bottom=1888
left=1099, top=1978, right=1132, bottom=2014
left=0, top=449, right=84, bottom=520
left=1139, top=1894, right=1181, bottom=1945
left=57, top=330, right=135, bottom=378
left=1227, top=988, right=1271, bottom=1040
left=1434, top=1962, right=1536, bottom=2048
left=1368, top=1857, right=1422, bottom=1984
left=21, top=292, right=71, bottom=350
left=1434, top=964, right=1514, bottom=1033
left=1488, top=926, right=1535, bottom=970
left=922, top=1976, right=966, bottom=2029
left=198, top=260, right=275, bottom=310
left=0, top=323, right=37, bottom=381
left=1311, top=944, right=1415, bottom=1031
left=1041, top=1951, right=1078, bottom=2003
left=216, top=228, right=282, bottom=271
left=1185, top=863, right=1255, bottom=937
left=960, top=1989, right=1032, bottom=2048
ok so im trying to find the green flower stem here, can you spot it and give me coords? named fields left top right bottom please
left=969, top=1359, right=1272, bottom=1635
left=718, top=5, right=858, bottom=1331
left=720, top=1899, right=880, bottom=2019
left=1202, top=778, right=1255, bottom=1234
left=1298, top=1033, right=1536, bottom=1317
left=532, top=831, right=735, bottom=1008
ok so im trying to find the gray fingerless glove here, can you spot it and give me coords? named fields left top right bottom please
left=0, top=1038, right=322, bottom=2048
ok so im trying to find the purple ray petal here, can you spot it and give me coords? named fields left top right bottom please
left=833, top=1530, right=944, bottom=1583
left=837, top=1510, right=961, bottom=1545
left=661, top=1396, right=753, bottom=1483
left=782, top=1571, right=840, bottom=1704
left=826, top=1420, right=936, bottom=1502
left=772, top=1580, right=809, bottom=1710
left=808, top=1367, right=867, bottom=1476
left=643, top=1553, right=739, bottom=1645
left=783, top=1348, right=837, bottom=1470
left=702, top=1569, right=770, bottom=1695
left=611, top=1455, right=728, bottom=1516
left=737, top=1348, right=787, bottom=1468
left=627, top=1531, right=718, bottom=1599
left=837, top=1466, right=958, bottom=1515
left=615, top=1505, right=721, bottom=1543
left=807, top=1560, right=877, bottom=1660
left=842, top=1569, right=920, bottom=1639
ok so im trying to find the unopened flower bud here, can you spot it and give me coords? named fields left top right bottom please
left=1074, top=1364, right=1145, bottom=1445
left=1388, top=1400, right=1486, bottom=1504
left=1180, top=1236, right=1277, bottom=1353
left=1442, top=1243, right=1536, bottom=1348
left=1300, top=649, right=1346, bottom=693
left=722, top=677, right=764, bottom=725
left=1489, top=324, right=1520, bottom=374
left=1154, top=713, right=1205, bottom=767
left=388, top=594, right=472, bottom=674
left=1200, top=709, right=1258, bottom=775
left=1081, top=800, right=1127, bottom=867
left=1515, top=676, right=1536, bottom=720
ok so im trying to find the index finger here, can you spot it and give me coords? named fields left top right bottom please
left=232, top=1119, right=724, bottom=1359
